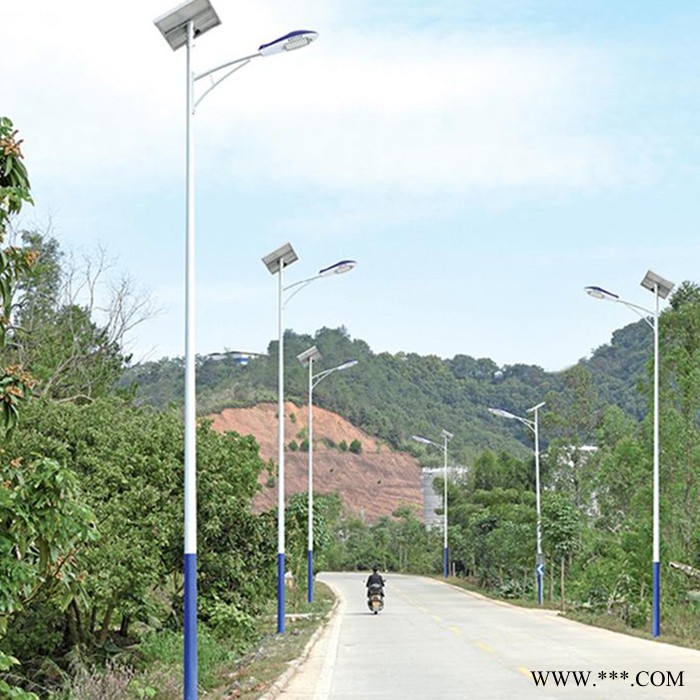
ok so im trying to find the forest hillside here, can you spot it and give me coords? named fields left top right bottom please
left=123, top=321, right=654, bottom=467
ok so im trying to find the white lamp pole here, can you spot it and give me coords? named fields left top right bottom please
left=263, top=251, right=356, bottom=632
left=298, top=348, right=358, bottom=602
left=263, top=243, right=298, bottom=637
left=488, top=402, right=546, bottom=604
left=585, top=269, right=674, bottom=638
left=154, top=4, right=317, bottom=695
left=411, top=430, right=453, bottom=578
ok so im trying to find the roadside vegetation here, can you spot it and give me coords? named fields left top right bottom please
left=0, top=116, right=331, bottom=699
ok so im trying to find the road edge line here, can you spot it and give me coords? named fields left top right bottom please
left=259, top=582, right=342, bottom=699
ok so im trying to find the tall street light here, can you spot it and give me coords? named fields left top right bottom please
left=297, top=347, right=358, bottom=602
left=488, top=402, right=546, bottom=605
left=585, top=269, right=674, bottom=638
left=411, top=429, right=453, bottom=578
left=154, top=3, right=317, bottom=696
left=263, top=245, right=356, bottom=632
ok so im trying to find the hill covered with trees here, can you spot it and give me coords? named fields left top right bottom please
left=122, top=320, right=655, bottom=466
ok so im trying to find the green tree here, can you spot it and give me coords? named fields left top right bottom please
left=5, top=232, right=155, bottom=402
left=0, top=118, right=38, bottom=430
left=471, top=450, right=507, bottom=490
left=391, top=505, right=440, bottom=573
left=284, top=491, right=344, bottom=608
left=541, top=492, right=580, bottom=608
left=195, top=422, right=275, bottom=619
left=1, top=458, right=96, bottom=698
left=1, top=118, right=46, bottom=700
left=0, top=118, right=32, bottom=236
left=326, top=514, right=376, bottom=571
left=657, top=283, right=700, bottom=578
left=593, top=406, right=646, bottom=533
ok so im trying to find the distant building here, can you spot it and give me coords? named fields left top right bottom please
left=205, top=350, right=265, bottom=367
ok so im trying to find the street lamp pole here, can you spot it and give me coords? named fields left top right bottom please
left=263, top=250, right=356, bottom=632
left=411, top=430, right=453, bottom=578
left=183, top=18, right=197, bottom=699
left=298, top=348, right=358, bottom=602
left=441, top=429, right=452, bottom=578
left=488, top=402, right=546, bottom=604
left=585, top=269, right=674, bottom=638
left=652, top=284, right=661, bottom=638
left=299, top=345, right=321, bottom=605
left=262, top=243, right=298, bottom=635
left=154, top=4, right=317, bottom=694
left=531, top=402, right=544, bottom=605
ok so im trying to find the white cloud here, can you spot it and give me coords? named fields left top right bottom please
left=193, top=28, right=652, bottom=198
left=4, top=1, right=650, bottom=204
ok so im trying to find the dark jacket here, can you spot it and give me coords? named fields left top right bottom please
left=366, top=572, right=385, bottom=590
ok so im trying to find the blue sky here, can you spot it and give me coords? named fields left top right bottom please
left=4, top=0, right=700, bottom=371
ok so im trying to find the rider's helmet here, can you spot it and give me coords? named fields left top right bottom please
left=372, top=564, right=378, bottom=573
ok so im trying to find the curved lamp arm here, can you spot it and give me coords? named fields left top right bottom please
left=194, top=54, right=257, bottom=108
left=194, top=30, right=319, bottom=109
left=488, top=406, right=536, bottom=433
left=412, top=430, right=452, bottom=451
left=312, top=360, right=358, bottom=389
left=584, top=286, right=655, bottom=330
left=412, top=434, right=440, bottom=449
left=283, top=260, right=357, bottom=307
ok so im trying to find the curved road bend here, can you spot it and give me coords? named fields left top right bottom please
left=278, top=572, right=700, bottom=700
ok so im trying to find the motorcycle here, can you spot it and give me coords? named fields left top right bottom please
left=367, top=582, right=384, bottom=614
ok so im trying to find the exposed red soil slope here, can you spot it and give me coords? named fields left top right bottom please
left=208, top=402, right=423, bottom=522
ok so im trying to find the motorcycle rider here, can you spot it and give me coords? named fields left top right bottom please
left=366, top=565, right=385, bottom=599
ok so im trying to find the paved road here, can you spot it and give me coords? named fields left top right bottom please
left=278, top=572, right=700, bottom=699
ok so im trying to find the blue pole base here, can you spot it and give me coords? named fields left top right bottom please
left=536, top=571, right=543, bottom=605
left=307, top=550, right=314, bottom=603
left=184, top=552, right=197, bottom=700
left=443, top=547, right=449, bottom=578
left=277, top=552, right=286, bottom=634
left=652, top=561, right=660, bottom=637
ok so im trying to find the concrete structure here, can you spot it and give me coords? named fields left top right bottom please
left=421, top=466, right=469, bottom=528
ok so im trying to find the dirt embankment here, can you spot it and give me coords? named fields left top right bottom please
left=208, top=402, right=423, bottom=522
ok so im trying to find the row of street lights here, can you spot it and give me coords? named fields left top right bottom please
left=261, top=246, right=356, bottom=634
left=154, top=2, right=324, bottom=697
left=412, top=406, right=544, bottom=599
left=415, top=269, right=673, bottom=636
left=155, top=5, right=674, bottom=696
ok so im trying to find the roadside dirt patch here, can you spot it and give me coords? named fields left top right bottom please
left=209, top=402, right=423, bottom=522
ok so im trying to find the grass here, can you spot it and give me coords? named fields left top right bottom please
left=117, top=582, right=336, bottom=700
left=440, top=575, right=546, bottom=609
left=563, top=605, right=700, bottom=652
left=441, top=575, right=700, bottom=651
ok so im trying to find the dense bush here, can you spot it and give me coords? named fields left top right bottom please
left=2, top=398, right=275, bottom=693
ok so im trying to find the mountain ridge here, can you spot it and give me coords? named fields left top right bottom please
left=123, top=320, right=653, bottom=467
